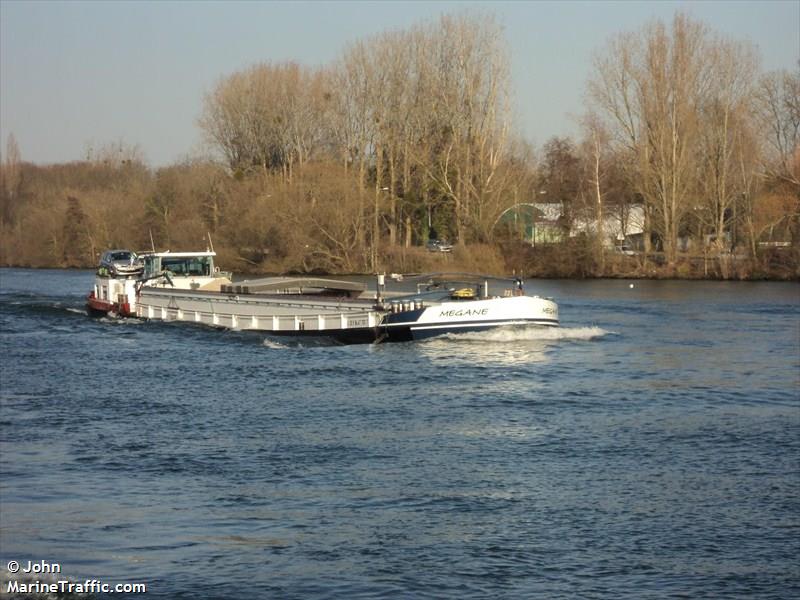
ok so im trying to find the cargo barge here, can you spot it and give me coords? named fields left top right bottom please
left=87, top=250, right=559, bottom=344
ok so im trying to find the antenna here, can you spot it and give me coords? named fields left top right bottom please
left=206, top=232, right=215, bottom=253
left=149, top=229, right=156, bottom=252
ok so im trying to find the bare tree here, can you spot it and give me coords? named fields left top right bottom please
left=199, top=69, right=262, bottom=173
left=329, top=42, right=376, bottom=263
left=696, top=38, right=759, bottom=252
left=579, top=114, right=613, bottom=269
left=538, top=136, right=581, bottom=232
left=757, top=66, right=800, bottom=188
left=1, top=133, right=23, bottom=224
left=407, top=13, right=512, bottom=244
left=85, top=139, right=146, bottom=168
left=199, top=62, right=328, bottom=180
left=589, top=13, right=714, bottom=265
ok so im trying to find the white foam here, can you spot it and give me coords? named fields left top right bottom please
left=439, top=325, right=614, bottom=343
left=259, top=325, right=613, bottom=349
left=262, top=337, right=292, bottom=349
left=456, top=423, right=549, bottom=439
left=98, top=315, right=144, bottom=326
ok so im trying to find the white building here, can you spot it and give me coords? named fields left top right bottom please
left=571, top=204, right=645, bottom=247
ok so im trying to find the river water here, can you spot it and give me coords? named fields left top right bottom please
left=0, top=268, right=798, bottom=599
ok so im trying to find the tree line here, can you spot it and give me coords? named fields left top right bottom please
left=1, top=12, right=797, bottom=278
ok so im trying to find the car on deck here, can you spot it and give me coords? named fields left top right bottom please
left=99, top=249, right=144, bottom=276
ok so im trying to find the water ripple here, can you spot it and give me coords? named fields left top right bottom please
left=1, top=270, right=798, bottom=599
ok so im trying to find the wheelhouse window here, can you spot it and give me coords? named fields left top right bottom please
left=144, top=255, right=214, bottom=278
left=143, top=256, right=161, bottom=278
left=162, top=257, right=212, bottom=276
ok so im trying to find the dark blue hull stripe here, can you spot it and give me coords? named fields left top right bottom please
left=267, top=319, right=558, bottom=344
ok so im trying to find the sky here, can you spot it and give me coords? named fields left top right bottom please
left=1, top=0, right=798, bottom=167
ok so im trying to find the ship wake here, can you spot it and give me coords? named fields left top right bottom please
left=435, top=325, right=615, bottom=343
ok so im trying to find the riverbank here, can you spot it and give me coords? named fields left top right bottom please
left=501, top=241, right=800, bottom=281
left=2, top=242, right=798, bottom=282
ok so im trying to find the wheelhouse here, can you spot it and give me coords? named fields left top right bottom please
left=142, top=252, right=217, bottom=279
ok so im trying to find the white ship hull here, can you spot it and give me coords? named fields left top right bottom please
left=134, top=287, right=558, bottom=344
left=136, top=287, right=382, bottom=335
left=380, top=295, right=558, bottom=341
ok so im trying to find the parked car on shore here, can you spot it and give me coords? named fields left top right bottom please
left=614, top=244, right=637, bottom=256
left=426, top=239, right=453, bottom=253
